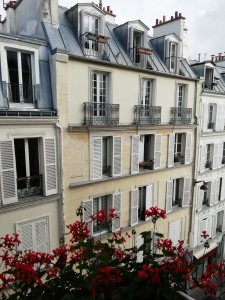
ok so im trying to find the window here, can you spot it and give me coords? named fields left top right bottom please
left=216, top=211, right=224, bottom=233
left=204, top=67, right=214, bottom=89
left=177, top=84, right=185, bottom=117
left=130, top=185, right=153, bottom=226
left=17, top=217, right=49, bottom=252
left=91, top=72, right=109, bottom=117
left=167, top=133, right=192, bottom=167
left=84, top=14, right=99, bottom=56
left=169, top=219, right=182, bottom=245
left=131, top=134, right=162, bottom=173
left=208, top=104, right=215, bottom=129
left=202, top=184, right=209, bottom=206
left=205, top=144, right=213, bottom=169
left=166, top=177, right=190, bottom=213
left=7, top=50, right=34, bottom=104
left=92, top=136, right=122, bottom=180
left=141, top=79, right=153, bottom=106
left=133, top=30, right=143, bottom=64
left=169, top=42, right=177, bottom=73
left=222, top=142, right=225, bottom=164
left=82, top=193, right=121, bottom=235
left=199, top=218, right=208, bottom=244
left=0, top=137, right=57, bottom=205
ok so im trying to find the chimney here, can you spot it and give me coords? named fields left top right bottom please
left=171, top=16, right=174, bottom=20
left=156, top=19, right=159, bottom=26
left=198, top=53, right=201, bottom=62
left=179, top=13, right=182, bottom=17
left=218, top=53, right=222, bottom=60
left=163, top=15, right=166, bottom=23
left=107, top=5, right=110, bottom=12
left=110, top=10, right=113, bottom=14
left=175, top=11, right=178, bottom=18
left=211, top=55, right=215, bottom=62
left=99, top=0, right=102, bottom=10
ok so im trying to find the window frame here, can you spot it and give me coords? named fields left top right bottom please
left=140, top=78, right=153, bottom=106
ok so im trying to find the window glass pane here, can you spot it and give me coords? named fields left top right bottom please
left=28, top=138, right=39, bottom=176
left=21, top=53, right=32, bottom=103
left=14, top=139, right=26, bottom=178
left=7, top=50, right=19, bottom=102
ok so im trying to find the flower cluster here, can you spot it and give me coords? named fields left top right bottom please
left=144, top=207, right=166, bottom=223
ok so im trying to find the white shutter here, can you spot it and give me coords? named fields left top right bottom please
left=197, top=186, right=204, bottom=212
left=182, top=177, right=190, bottom=207
left=215, top=179, right=220, bottom=204
left=112, top=193, right=121, bottom=232
left=130, top=189, right=139, bottom=226
left=136, top=235, right=144, bottom=263
left=169, top=219, right=182, bottom=245
left=209, top=181, right=215, bottom=206
left=217, top=143, right=223, bottom=169
left=223, top=211, right=225, bottom=232
left=129, top=26, right=134, bottom=57
left=212, top=144, right=218, bottom=169
left=167, top=134, right=175, bottom=168
left=82, top=199, right=93, bottom=236
left=212, top=214, right=217, bottom=238
left=222, top=105, right=225, bottom=131
left=80, top=10, right=85, bottom=36
left=92, top=137, right=102, bottom=180
left=19, top=223, right=34, bottom=252
left=35, top=219, right=48, bottom=253
left=131, top=135, right=139, bottom=174
left=185, top=133, right=192, bottom=164
left=200, top=145, right=207, bottom=173
left=43, top=138, right=57, bottom=196
left=0, top=140, right=18, bottom=204
left=166, top=180, right=173, bottom=213
left=221, top=178, right=225, bottom=201
left=215, top=104, right=222, bottom=132
left=202, top=103, right=208, bottom=132
left=199, top=219, right=207, bottom=244
left=154, top=135, right=161, bottom=169
left=112, top=136, right=122, bottom=177
left=145, top=184, right=153, bottom=221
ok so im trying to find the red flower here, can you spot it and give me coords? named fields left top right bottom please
left=67, top=221, right=90, bottom=243
left=144, top=207, right=166, bottom=223
left=201, top=230, right=209, bottom=239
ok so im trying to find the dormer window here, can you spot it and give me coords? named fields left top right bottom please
left=169, top=42, right=177, bottom=73
left=204, top=67, right=214, bottom=89
left=7, top=50, right=34, bottom=105
left=133, top=31, right=143, bottom=65
left=83, top=14, right=99, bottom=56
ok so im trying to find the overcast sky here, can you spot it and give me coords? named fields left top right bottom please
left=58, top=0, right=225, bottom=61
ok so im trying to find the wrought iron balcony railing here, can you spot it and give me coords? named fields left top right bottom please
left=129, top=46, right=160, bottom=71
left=202, top=81, right=225, bottom=94
left=84, top=102, right=119, bottom=125
left=170, top=107, right=192, bottom=124
left=165, top=56, right=195, bottom=77
left=7, top=83, right=35, bottom=104
left=134, top=105, right=161, bottom=125
left=17, top=175, right=43, bottom=198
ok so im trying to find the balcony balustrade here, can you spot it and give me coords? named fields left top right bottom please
left=17, top=175, right=43, bottom=198
left=134, top=105, right=161, bottom=125
left=84, top=102, right=119, bottom=125
left=170, top=107, right=192, bottom=124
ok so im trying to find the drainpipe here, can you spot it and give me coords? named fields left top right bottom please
left=55, top=122, right=65, bottom=245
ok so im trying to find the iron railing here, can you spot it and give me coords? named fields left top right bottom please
left=129, top=46, right=159, bottom=70
left=134, top=105, right=161, bottom=125
left=7, top=83, right=35, bottom=104
left=170, top=107, right=192, bottom=124
left=17, top=175, right=43, bottom=198
left=80, top=32, right=109, bottom=60
left=202, top=81, right=225, bottom=94
left=0, top=110, right=57, bottom=117
left=165, top=56, right=195, bottom=77
left=84, top=102, right=119, bottom=125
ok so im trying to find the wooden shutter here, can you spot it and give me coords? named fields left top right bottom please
left=145, top=184, right=153, bottom=221
left=35, top=219, right=48, bottom=252
left=199, top=219, right=207, bottom=244
left=215, top=179, right=220, bottom=204
left=80, top=10, right=85, bottom=36
left=200, top=145, right=207, bottom=173
left=169, top=219, right=182, bottom=245
left=136, top=235, right=144, bottom=263
left=129, top=26, right=134, bottom=56
left=197, top=186, right=204, bottom=212
left=209, top=181, right=215, bottom=206
left=19, top=222, right=34, bottom=252
left=215, top=104, right=222, bottom=131
left=112, top=136, right=122, bottom=177
left=0, top=140, right=18, bottom=204
left=112, top=193, right=121, bottom=232
left=92, top=137, right=102, bottom=180
left=223, top=211, right=225, bottom=232
left=130, top=189, right=139, bottom=226
left=167, top=134, right=175, bottom=168
left=154, top=135, right=161, bottom=169
left=212, top=214, right=217, bottom=238
left=131, top=135, right=139, bottom=174
left=185, top=133, right=192, bottom=164
left=217, top=143, right=223, bottom=169
left=166, top=180, right=173, bottom=213
left=43, top=138, right=57, bottom=196
left=202, top=103, right=208, bottom=132
left=182, top=177, right=190, bottom=207
left=82, top=199, right=93, bottom=236
left=212, top=144, right=218, bottom=169
left=221, top=177, right=225, bottom=201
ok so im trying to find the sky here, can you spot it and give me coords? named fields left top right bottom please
left=1, top=0, right=225, bottom=61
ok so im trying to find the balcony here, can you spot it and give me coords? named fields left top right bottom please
left=202, top=81, right=225, bottom=94
left=165, top=56, right=195, bottom=77
left=134, top=105, right=161, bottom=125
left=7, top=83, right=35, bottom=104
left=170, top=107, right=192, bottom=124
left=80, top=32, right=109, bottom=60
left=84, top=102, right=119, bottom=126
left=17, top=175, right=43, bottom=198
left=129, top=46, right=160, bottom=70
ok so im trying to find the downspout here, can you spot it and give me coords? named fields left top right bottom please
left=55, top=122, right=65, bottom=245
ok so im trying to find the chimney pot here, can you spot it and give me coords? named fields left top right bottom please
left=179, top=13, right=182, bottom=17
left=159, top=20, right=162, bottom=24
left=110, top=10, right=112, bottom=14
left=211, top=55, right=215, bottom=62
left=156, top=19, right=159, bottom=25
left=163, top=15, right=166, bottom=23
left=107, top=5, right=110, bottom=12
left=171, top=16, right=174, bottom=20
left=175, top=11, right=178, bottom=18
